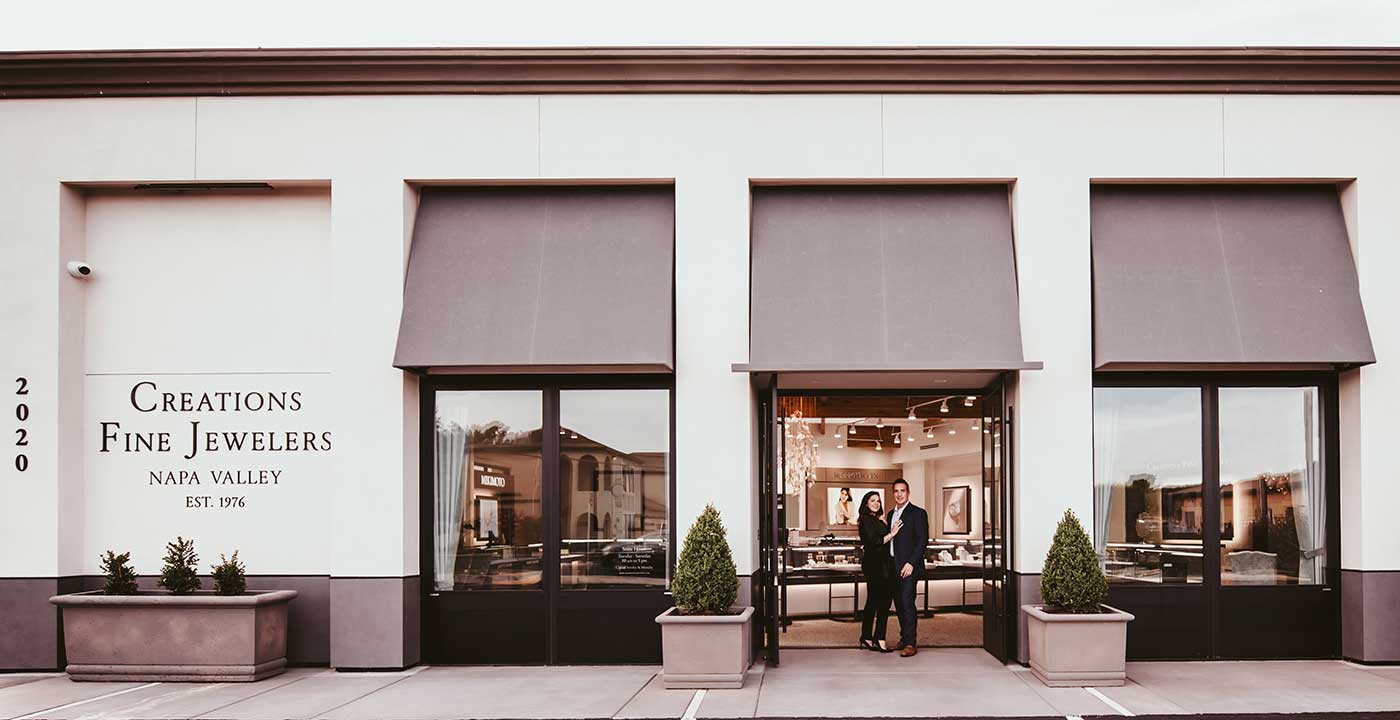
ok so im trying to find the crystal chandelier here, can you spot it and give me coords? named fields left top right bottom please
left=784, top=410, right=818, bottom=495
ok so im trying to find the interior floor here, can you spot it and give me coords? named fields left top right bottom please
left=779, top=611, right=982, bottom=649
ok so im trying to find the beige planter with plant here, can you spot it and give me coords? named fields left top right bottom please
left=52, top=539, right=296, bottom=682
left=1022, top=510, right=1134, bottom=687
left=655, top=504, right=753, bottom=689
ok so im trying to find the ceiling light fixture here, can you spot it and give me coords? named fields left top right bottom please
left=876, top=418, right=884, bottom=429
left=849, top=425, right=857, bottom=436
left=965, top=396, right=976, bottom=407
left=971, top=423, right=979, bottom=430
left=926, top=429, right=934, bottom=439
left=948, top=428, right=956, bottom=435
left=940, top=399, right=949, bottom=414
left=875, top=441, right=882, bottom=451
left=893, top=434, right=901, bottom=445
left=834, top=430, right=842, bottom=439
left=837, top=443, right=844, bottom=449
left=908, top=409, right=917, bottom=420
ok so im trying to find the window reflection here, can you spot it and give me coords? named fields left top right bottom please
left=1219, top=387, right=1324, bottom=586
left=560, top=389, right=671, bottom=589
left=433, top=391, right=543, bottom=590
left=1094, top=387, right=1205, bottom=584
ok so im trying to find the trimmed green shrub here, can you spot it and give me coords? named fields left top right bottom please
left=671, top=504, right=739, bottom=614
left=99, top=550, right=139, bottom=596
left=158, top=536, right=202, bottom=595
left=211, top=551, right=247, bottom=596
left=1040, top=509, right=1108, bottom=614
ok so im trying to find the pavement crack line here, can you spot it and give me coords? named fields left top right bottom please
left=14, top=682, right=159, bottom=720
left=308, top=671, right=419, bottom=719
left=1084, top=686, right=1134, bottom=716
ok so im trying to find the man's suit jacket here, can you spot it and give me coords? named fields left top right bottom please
left=888, top=503, right=929, bottom=580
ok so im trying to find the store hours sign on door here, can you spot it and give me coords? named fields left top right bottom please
left=85, top=374, right=335, bottom=573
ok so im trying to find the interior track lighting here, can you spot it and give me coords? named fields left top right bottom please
left=876, top=419, right=884, bottom=428
left=965, top=395, right=976, bottom=407
left=893, top=434, right=901, bottom=445
left=849, top=425, right=856, bottom=436
left=940, top=399, right=949, bottom=414
left=907, top=409, right=917, bottom=420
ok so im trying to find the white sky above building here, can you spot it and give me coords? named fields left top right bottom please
left=4, top=0, right=1399, bottom=52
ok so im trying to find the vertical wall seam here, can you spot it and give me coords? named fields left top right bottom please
left=879, top=94, right=886, bottom=176
left=193, top=97, right=200, bottom=179
left=536, top=96, right=543, bottom=176
left=1219, top=96, right=1227, bottom=176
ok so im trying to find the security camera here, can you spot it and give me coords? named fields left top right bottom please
left=66, top=261, right=93, bottom=279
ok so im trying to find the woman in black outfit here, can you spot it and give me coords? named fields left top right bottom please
left=857, top=490, right=903, bottom=652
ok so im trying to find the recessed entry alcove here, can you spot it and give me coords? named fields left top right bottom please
left=57, top=181, right=334, bottom=664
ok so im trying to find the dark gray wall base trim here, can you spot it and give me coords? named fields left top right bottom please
left=0, top=575, right=331, bottom=669
left=331, top=576, right=420, bottom=670
left=1343, top=569, right=1400, bottom=663
left=0, top=578, right=63, bottom=670
left=1012, top=572, right=1041, bottom=666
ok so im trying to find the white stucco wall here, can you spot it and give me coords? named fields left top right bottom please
left=5, top=1, right=1399, bottom=50
left=2, top=93, right=1399, bottom=586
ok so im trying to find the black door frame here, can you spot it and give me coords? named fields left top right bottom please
left=1095, top=371, right=1342, bottom=659
left=757, top=376, right=1017, bottom=663
left=419, top=373, right=676, bottom=665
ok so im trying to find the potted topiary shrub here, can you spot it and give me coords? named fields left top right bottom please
left=51, top=538, right=297, bottom=682
left=1022, top=510, right=1135, bottom=687
left=654, top=504, right=753, bottom=689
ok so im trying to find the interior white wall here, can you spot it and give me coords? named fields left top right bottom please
left=3, top=92, right=1399, bottom=587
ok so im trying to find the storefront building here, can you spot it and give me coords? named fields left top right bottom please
left=3, top=47, right=1400, bottom=671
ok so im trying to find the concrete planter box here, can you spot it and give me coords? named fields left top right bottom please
left=1022, top=604, right=1134, bottom=687
left=51, top=590, right=298, bottom=682
left=655, top=606, right=753, bottom=689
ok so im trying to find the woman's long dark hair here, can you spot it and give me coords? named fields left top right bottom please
left=858, top=491, right=883, bottom=521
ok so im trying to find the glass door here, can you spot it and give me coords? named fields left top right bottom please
left=757, top=378, right=781, bottom=665
left=422, top=380, right=673, bottom=665
left=423, top=389, right=548, bottom=664
left=1094, top=374, right=1339, bottom=660
left=981, top=382, right=1011, bottom=661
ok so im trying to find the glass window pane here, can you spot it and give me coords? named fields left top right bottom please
left=560, top=389, right=671, bottom=589
left=433, top=390, right=543, bottom=591
left=1094, top=387, right=1205, bottom=585
left=1219, top=387, right=1324, bottom=586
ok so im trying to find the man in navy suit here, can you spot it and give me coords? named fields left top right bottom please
left=887, top=478, right=928, bottom=657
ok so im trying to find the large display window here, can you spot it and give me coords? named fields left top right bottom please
left=421, top=377, right=674, bottom=665
left=1093, top=374, right=1340, bottom=659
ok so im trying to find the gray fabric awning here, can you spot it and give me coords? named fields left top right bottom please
left=1091, top=185, right=1375, bottom=369
left=394, top=186, right=674, bottom=371
left=746, top=185, right=1030, bottom=374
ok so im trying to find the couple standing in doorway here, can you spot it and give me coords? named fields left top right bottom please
left=857, top=479, right=929, bottom=657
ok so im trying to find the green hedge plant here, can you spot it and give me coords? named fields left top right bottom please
left=211, top=551, right=247, bottom=596
left=1040, top=509, right=1108, bottom=614
left=671, top=504, right=739, bottom=614
left=99, top=550, right=139, bottom=595
left=158, top=536, right=202, bottom=595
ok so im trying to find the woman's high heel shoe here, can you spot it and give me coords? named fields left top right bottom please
left=859, top=638, right=875, bottom=651
left=876, top=641, right=895, bottom=653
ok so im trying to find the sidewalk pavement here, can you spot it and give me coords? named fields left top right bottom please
left=5, top=649, right=1400, bottom=719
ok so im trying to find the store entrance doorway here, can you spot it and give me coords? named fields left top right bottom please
left=755, top=376, right=1015, bottom=666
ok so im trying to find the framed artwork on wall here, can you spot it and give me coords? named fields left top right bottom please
left=942, top=485, right=971, bottom=535
left=476, top=497, right=500, bottom=543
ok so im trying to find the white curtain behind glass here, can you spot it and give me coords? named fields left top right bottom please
left=1292, top=389, right=1324, bottom=584
left=1092, top=390, right=1122, bottom=558
left=434, top=420, right=468, bottom=591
